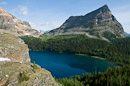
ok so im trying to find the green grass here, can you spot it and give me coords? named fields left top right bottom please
left=32, top=62, right=39, bottom=73
left=39, top=35, right=53, bottom=41
left=39, top=34, right=82, bottom=41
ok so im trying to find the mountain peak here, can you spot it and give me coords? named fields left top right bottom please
left=91, top=4, right=111, bottom=15
left=99, top=4, right=110, bottom=12
left=102, top=4, right=109, bottom=8
left=47, top=5, right=126, bottom=40
left=0, top=7, right=5, bottom=11
left=0, top=7, right=9, bottom=15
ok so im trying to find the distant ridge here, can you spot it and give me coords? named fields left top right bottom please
left=125, top=32, right=130, bottom=37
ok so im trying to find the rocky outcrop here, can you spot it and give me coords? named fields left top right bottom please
left=47, top=5, right=126, bottom=40
left=0, top=62, right=61, bottom=86
left=0, top=33, right=61, bottom=86
left=0, top=7, right=39, bottom=37
left=0, top=33, right=30, bottom=63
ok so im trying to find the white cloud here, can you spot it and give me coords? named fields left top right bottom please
left=19, top=5, right=28, bottom=15
left=29, top=22, right=37, bottom=28
left=39, top=22, right=60, bottom=31
left=29, top=21, right=60, bottom=31
left=11, top=5, right=28, bottom=16
left=1, top=1, right=7, bottom=5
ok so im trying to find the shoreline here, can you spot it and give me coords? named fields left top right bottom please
left=75, top=54, right=106, bottom=60
left=75, top=54, right=118, bottom=66
left=92, top=56, right=106, bottom=60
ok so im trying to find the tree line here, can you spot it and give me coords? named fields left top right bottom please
left=56, top=65, right=130, bottom=86
left=20, top=35, right=130, bottom=65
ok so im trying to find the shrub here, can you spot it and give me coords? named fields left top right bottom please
left=18, top=71, right=29, bottom=83
left=32, top=62, right=39, bottom=73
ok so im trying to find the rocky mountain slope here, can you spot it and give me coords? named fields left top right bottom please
left=0, top=33, right=60, bottom=86
left=0, top=7, right=39, bottom=37
left=47, top=5, right=126, bottom=40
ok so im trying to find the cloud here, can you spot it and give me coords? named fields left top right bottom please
left=1, top=1, right=7, bottom=5
left=29, top=21, right=60, bottom=31
left=11, top=5, right=28, bottom=16
left=19, top=5, right=28, bottom=15
left=40, top=22, right=59, bottom=31
left=29, top=22, right=37, bottom=28
left=40, top=22, right=51, bottom=26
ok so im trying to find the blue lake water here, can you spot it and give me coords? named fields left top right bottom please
left=29, top=51, right=115, bottom=78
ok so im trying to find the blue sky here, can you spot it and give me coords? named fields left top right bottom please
left=0, top=0, right=130, bottom=33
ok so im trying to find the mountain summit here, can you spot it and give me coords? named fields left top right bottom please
left=47, top=5, right=125, bottom=40
left=0, top=7, right=39, bottom=37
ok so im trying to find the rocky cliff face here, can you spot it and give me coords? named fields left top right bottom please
left=47, top=5, right=126, bottom=40
left=0, top=33, right=61, bottom=86
left=0, top=33, right=30, bottom=63
left=0, top=7, right=39, bottom=37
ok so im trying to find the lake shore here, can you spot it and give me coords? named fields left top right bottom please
left=92, top=56, right=106, bottom=60
left=75, top=54, right=106, bottom=60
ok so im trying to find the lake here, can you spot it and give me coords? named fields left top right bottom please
left=29, top=51, right=115, bottom=78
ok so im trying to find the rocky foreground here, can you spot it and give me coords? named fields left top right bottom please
left=0, top=33, right=61, bottom=86
left=0, top=62, right=61, bottom=86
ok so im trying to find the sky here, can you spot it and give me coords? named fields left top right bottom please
left=0, top=0, right=130, bottom=33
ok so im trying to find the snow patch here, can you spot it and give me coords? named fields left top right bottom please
left=23, top=25, right=27, bottom=27
left=13, top=19, right=18, bottom=23
left=15, top=25, right=18, bottom=28
left=0, top=57, right=11, bottom=62
left=24, top=33, right=31, bottom=35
